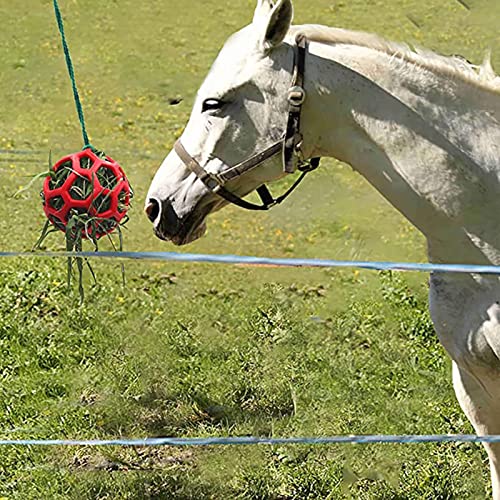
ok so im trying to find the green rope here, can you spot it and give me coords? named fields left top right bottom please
left=53, top=0, right=94, bottom=151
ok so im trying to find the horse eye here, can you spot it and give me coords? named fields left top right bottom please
left=202, top=98, right=224, bottom=113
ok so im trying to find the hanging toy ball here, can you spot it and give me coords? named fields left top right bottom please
left=42, top=148, right=132, bottom=240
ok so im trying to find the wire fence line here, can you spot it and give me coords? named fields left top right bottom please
left=1, top=250, right=500, bottom=275
left=1, top=435, right=500, bottom=447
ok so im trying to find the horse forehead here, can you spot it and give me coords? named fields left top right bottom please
left=201, top=26, right=260, bottom=91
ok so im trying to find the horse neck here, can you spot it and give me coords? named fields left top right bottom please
left=301, top=40, right=500, bottom=265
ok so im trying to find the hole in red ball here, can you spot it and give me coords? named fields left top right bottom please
left=96, top=166, right=118, bottom=190
left=69, top=176, right=93, bottom=200
left=92, top=193, right=112, bottom=214
left=117, top=189, right=129, bottom=213
left=97, top=217, right=118, bottom=235
left=49, top=195, right=65, bottom=212
left=79, top=155, right=94, bottom=169
left=48, top=214, right=65, bottom=232
left=49, top=161, right=72, bottom=190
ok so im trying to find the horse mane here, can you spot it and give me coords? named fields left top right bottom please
left=289, top=25, right=500, bottom=95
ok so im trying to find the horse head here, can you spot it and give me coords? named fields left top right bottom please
left=146, top=0, right=302, bottom=245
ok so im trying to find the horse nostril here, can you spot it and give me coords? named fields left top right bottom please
left=145, top=198, right=160, bottom=223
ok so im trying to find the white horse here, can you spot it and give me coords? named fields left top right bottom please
left=146, top=0, right=500, bottom=495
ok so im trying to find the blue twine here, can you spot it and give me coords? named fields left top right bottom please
left=53, top=0, right=93, bottom=150
left=0, top=435, right=500, bottom=447
left=2, top=250, right=500, bottom=275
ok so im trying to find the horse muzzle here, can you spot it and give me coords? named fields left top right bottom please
left=145, top=197, right=208, bottom=246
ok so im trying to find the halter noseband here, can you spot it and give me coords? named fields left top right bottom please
left=174, top=34, right=320, bottom=211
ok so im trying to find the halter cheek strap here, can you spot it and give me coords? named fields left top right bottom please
left=174, top=140, right=282, bottom=211
left=284, top=33, right=308, bottom=173
left=173, top=34, right=321, bottom=212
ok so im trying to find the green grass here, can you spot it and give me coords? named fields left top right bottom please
left=0, top=0, right=498, bottom=498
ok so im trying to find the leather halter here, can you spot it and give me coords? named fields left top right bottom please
left=174, top=34, right=320, bottom=211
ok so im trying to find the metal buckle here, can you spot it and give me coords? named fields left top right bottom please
left=288, top=86, right=306, bottom=106
left=205, top=174, right=221, bottom=191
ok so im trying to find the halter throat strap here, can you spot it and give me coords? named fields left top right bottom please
left=173, top=34, right=320, bottom=211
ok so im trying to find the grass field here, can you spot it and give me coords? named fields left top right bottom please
left=0, top=0, right=499, bottom=498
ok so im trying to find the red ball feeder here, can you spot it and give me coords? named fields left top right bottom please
left=42, top=149, right=132, bottom=240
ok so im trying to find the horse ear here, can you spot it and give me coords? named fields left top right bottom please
left=253, top=0, right=293, bottom=50
left=253, top=0, right=274, bottom=22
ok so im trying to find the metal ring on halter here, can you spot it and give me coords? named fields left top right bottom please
left=288, top=85, right=306, bottom=106
left=204, top=176, right=221, bottom=191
